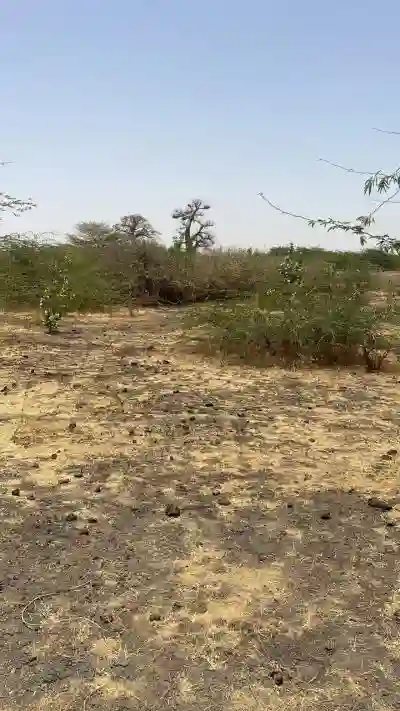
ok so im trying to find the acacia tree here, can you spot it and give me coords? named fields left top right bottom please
left=258, top=127, right=400, bottom=254
left=172, top=198, right=215, bottom=252
left=113, top=213, right=159, bottom=244
left=68, top=221, right=114, bottom=246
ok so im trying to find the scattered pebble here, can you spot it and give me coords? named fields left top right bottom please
left=270, top=670, right=284, bottom=686
left=87, top=516, right=98, bottom=524
left=59, top=477, right=71, bottom=485
left=149, top=611, right=162, bottom=622
left=65, top=512, right=78, bottom=522
left=320, top=510, right=331, bottom=520
left=94, top=485, right=102, bottom=493
left=26, top=493, right=36, bottom=501
left=50, top=453, right=58, bottom=460
left=165, top=503, right=181, bottom=518
left=368, top=497, right=393, bottom=512
left=68, top=422, right=77, bottom=431
left=73, top=472, right=84, bottom=479
left=11, top=488, right=20, bottom=497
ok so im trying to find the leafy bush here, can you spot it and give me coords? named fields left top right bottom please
left=191, top=251, right=397, bottom=370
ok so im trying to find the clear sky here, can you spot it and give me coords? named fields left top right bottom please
left=1, top=0, right=399, bottom=250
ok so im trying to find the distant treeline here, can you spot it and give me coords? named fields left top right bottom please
left=0, top=234, right=398, bottom=313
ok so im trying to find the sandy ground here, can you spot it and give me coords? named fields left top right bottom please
left=1, top=308, right=400, bottom=711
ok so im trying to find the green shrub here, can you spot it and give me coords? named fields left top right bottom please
left=191, top=253, right=397, bottom=370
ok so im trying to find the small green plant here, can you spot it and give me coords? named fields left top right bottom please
left=39, top=261, right=74, bottom=334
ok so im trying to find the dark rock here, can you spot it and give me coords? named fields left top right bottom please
left=165, top=503, right=181, bottom=518
left=59, top=477, right=71, bottom=485
left=149, top=611, right=162, bottom=622
left=163, top=359, right=170, bottom=365
left=270, top=670, right=284, bottom=686
left=94, top=485, right=102, bottom=493
left=172, top=601, right=183, bottom=611
left=68, top=422, right=77, bottom=431
left=128, top=428, right=135, bottom=436
left=189, top=415, right=196, bottom=421
left=26, top=493, right=36, bottom=501
left=386, top=448, right=398, bottom=457
left=320, top=510, right=331, bottom=520
left=79, top=528, right=89, bottom=536
left=368, top=497, right=393, bottom=512
left=11, top=487, right=20, bottom=496
left=287, top=503, right=293, bottom=509
left=73, top=472, right=84, bottom=479
left=217, top=494, right=231, bottom=506
left=1, top=385, right=9, bottom=394
left=32, top=461, right=40, bottom=469
left=87, top=516, right=98, bottom=524
left=324, top=639, right=335, bottom=654
left=50, top=453, right=58, bottom=460
left=65, top=512, right=78, bottom=522
left=204, top=401, right=214, bottom=408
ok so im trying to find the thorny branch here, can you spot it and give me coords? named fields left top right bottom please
left=259, top=128, right=400, bottom=252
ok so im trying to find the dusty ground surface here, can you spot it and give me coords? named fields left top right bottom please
left=1, top=308, right=400, bottom=711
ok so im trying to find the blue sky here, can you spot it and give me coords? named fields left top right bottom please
left=1, top=0, right=399, bottom=249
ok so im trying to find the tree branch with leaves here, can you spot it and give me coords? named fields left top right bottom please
left=258, top=128, right=400, bottom=253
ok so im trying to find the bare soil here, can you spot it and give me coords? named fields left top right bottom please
left=1, top=309, right=400, bottom=711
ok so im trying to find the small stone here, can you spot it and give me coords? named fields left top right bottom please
left=26, top=493, right=36, bottom=501
left=149, top=611, right=162, bottom=622
left=50, top=453, right=58, bottom=460
left=11, top=488, right=20, bottom=497
left=79, top=528, right=89, bottom=536
left=87, top=516, right=98, bottom=524
left=165, top=503, right=181, bottom=518
left=217, top=494, right=231, bottom=506
left=386, top=448, right=398, bottom=457
left=128, top=428, right=135, bottom=436
left=68, top=422, right=77, bottom=431
left=59, top=477, right=70, bottom=485
left=237, top=411, right=246, bottom=417
left=32, top=462, right=40, bottom=469
left=287, top=503, right=293, bottom=509
left=163, top=359, right=170, bottom=365
left=271, top=670, right=284, bottom=686
left=368, top=497, right=392, bottom=512
left=320, top=510, right=331, bottom=520
left=65, top=512, right=78, bottom=522
left=204, top=401, right=214, bottom=407
left=73, top=472, right=84, bottom=479
left=324, top=639, right=335, bottom=654
left=172, top=601, right=183, bottom=611
left=1, top=385, right=8, bottom=394
left=94, top=485, right=102, bottom=493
